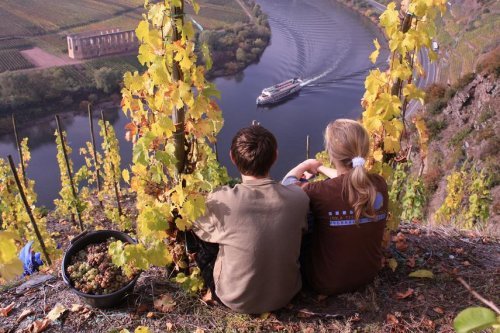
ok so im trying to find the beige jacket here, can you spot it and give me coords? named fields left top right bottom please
left=193, top=178, right=309, bottom=314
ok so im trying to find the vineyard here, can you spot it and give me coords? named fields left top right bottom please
left=0, top=0, right=498, bottom=332
left=0, top=50, right=33, bottom=72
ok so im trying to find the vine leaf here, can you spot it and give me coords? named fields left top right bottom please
left=408, top=269, right=434, bottom=278
left=369, top=39, right=380, bottom=64
left=453, top=307, right=498, bottom=333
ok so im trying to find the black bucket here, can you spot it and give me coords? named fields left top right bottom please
left=61, top=230, right=140, bottom=308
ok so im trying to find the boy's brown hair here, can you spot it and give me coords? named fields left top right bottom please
left=230, top=125, right=277, bottom=177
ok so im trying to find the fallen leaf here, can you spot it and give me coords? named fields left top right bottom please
left=433, top=307, right=444, bottom=314
left=136, top=303, right=149, bottom=314
left=166, top=322, right=174, bottom=331
left=16, top=308, right=33, bottom=323
left=194, top=328, right=204, bottom=333
left=153, top=294, right=176, bottom=313
left=302, top=328, right=315, bottom=333
left=0, top=302, right=15, bottom=317
left=27, top=318, right=51, bottom=333
left=388, top=258, right=398, bottom=272
left=46, top=303, right=66, bottom=321
left=201, top=289, right=213, bottom=304
left=396, top=241, right=408, bottom=252
left=423, top=318, right=435, bottom=330
left=409, top=269, right=434, bottom=279
left=259, top=312, right=271, bottom=320
left=146, top=312, right=155, bottom=318
left=70, top=304, right=84, bottom=312
left=386, top=313, right=399, bottom=325
left=406, top=256, right=416, bottom=268
left=395, top=288, right=414, bottom=299
left=462, top=261, right=470, bottom=266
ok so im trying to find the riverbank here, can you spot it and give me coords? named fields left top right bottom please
left=0, top=0, right=271, bottom=135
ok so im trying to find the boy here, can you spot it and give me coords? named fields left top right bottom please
left=193, top=125, right=309, bottom=314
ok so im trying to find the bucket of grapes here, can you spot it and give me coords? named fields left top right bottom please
left=61, top=230, right=140, bottom=308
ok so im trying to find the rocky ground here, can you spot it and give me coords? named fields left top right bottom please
left=1, top=215, right=498, bottom=332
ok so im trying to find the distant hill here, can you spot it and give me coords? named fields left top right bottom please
left=435, top=0, right=499, bottom=84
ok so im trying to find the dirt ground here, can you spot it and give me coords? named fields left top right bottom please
left=20, top=47, right=80, bottom=69
left=0, top=214, right=499, bottom=332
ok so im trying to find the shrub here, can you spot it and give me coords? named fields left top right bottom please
left=427, top=98, right=448, bottom=115
left=449, top=126, right=473, bottom=148
left=476, top=46, right=500, bottom=77
left=426, top=119, right=447, bottom=139
left=453, top=72, right=476, bottom=91
left=425, top=83, right=447, bottom=104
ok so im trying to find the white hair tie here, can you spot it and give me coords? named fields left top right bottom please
left=352, top=156, right=365, bottom=168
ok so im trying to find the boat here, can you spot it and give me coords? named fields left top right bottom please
left=256, top=78, right=303, bottom=105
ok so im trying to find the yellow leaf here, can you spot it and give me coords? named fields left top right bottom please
left=122, top=169, right=130, bottom=184
left=0, top=232, right=23, bottom=281
left=388, top=258, right=398, bottom=272
left=373, top=149, right=384, bottom=162
left=369, top=39, right=380, bottom=64
left=46, top=303, right=66, bottom=321
left=384, top=135, right=400, bottom=153
left=403, top=84, right=425, bottom=105
left=409, top=269, right=434, bottom=278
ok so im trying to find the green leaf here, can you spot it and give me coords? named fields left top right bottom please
left=408, top=269, right=434, bottom=278
left=453, top=307, right=497, bottom=333
left=388, top=258, right=398, bottom=272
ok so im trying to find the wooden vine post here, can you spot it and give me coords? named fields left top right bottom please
left=171, top=0, right=186, bottom=174
left=114, top=0, right=228, bottom=284
left=7, top=155, right=52, bottom=266
left=11, top=115, right=27, bottom=187
left=88, top=105, right=103, bottom=207
left=55, top=115, right=84, bottom=231
left=362, top=0, right=445, bottom=231
left=100, top=111, right=122, bottom=217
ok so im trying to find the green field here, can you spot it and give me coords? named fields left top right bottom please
left=0, top=0, right=249, bottom=56
left=436, top=0, right=499, bottom=84
left=0, top=49, right=33, bottom=72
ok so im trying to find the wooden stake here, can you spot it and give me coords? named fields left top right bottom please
left=306, top=135, right=310, bottom=160
left=88, top=105, right=103, bottom=207
left=55, top=115, right=84, bottom=231
left=171, top=1, right=186, bottom=174
left=11, top=115, right=27, bottom=188
left=100, top=111, right=123, bottom=217
left=8, top=155, right=52, bottom=266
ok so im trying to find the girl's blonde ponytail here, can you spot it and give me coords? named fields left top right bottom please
left=324, top=119, right=377, bottom=221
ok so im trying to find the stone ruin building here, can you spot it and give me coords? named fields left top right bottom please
left=67, top=29, right=138, bottom=60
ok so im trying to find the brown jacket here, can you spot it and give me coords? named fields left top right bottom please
left=193, top=178, right=309, bottom=314
left=303, top=174, right=388, bottom=295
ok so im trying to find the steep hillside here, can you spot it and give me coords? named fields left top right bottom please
left=419, top=50, right=499, bottom=234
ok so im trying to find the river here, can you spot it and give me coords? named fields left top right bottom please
left=0, top=0, right=388, bottom=208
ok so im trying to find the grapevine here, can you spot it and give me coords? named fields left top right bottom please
left=54, top=128, right=88, bottom=229
left=99, top=117, right=131, bottom=230
left=0, top=142, right=56, bottom=258
left=435, top=164, right=491, bottom=229
left=115, top=0, right=228, bottom=285
left=362, top=0, right=445, bottom=229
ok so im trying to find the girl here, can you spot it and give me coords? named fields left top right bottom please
left=284, top=119, right=388, bottom=295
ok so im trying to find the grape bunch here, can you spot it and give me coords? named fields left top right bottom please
left=67, top=238, right=132, bottom=295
